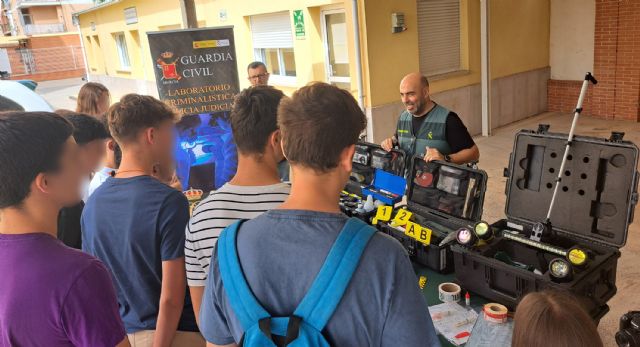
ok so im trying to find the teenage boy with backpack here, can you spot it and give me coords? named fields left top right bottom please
left=199, top=83, right=439, bottom=346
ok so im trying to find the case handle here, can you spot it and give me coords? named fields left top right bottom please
left=487, top=284, right=519, bottom=302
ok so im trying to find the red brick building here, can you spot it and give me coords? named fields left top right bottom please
left=0, top=0, right=91, bottom=82
left=549, top=0, right=640, bottom=121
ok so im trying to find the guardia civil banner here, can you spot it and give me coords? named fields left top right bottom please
left=147, top=27, right=239, bottom=195
left=147, top=26, right=239, bottom=114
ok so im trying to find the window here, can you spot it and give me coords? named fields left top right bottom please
left=114, top=33, right=131, bottom=70
left=250, top=11, right=297, bottom=84
left=417, top=0, right=461, bottom=76
left=20, top=9, right=32, bottom=25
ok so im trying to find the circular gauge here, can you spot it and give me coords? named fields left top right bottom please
left=456, top=227, right=477, bottom=247
left=549, top=258, right=573, bottom=281
left=474, top=221, right=493, bottom=240
left=567, top=247, right=588, bottom=267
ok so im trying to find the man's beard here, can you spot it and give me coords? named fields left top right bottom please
left=406, top=100, right=425, bottom=116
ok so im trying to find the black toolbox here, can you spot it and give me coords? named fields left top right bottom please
left=340, top=141, right=406, bottom=221
left=379, top=156, right=488, bottom=273
left=452, top=126, right=639, bottom=319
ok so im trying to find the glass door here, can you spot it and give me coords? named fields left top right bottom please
left=322, top=10, right=351, bottom=90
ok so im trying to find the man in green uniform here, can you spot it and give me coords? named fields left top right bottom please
left=381, top=72, right=479, bottom=165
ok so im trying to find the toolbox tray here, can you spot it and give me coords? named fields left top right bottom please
left=346, top=141, right=406, bottom=196
left=380, top=156, right=488, bottom=273
left=453, top=127, right=639, bottom=319
left=341, top=142, right=406, bottom=221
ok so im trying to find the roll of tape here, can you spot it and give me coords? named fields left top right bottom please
left=438, top=282, right=461, bottom=303
left=483, top=303, right=508, bottom=324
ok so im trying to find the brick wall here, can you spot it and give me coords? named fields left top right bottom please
left=6, top=34, right=85, bottom=82
left=548, top=0, right=640, bottom=121
left=27, top=34, right=80, bottom=49
left=548, top=79, right=593, bottom=114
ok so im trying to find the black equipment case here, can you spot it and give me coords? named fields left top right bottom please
left=380, top=156, right=488, bottom=273
left=341, top=141, right=406, bottom=220
left=452, top=127, right=639, bottom=320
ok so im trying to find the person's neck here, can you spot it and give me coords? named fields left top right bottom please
left=102, top=156, right=117, bottom=171
left=414, top=100, right=436, bottom=118
left=0, top=201, right=59, bottom=237
left=229, top=153, right=281, bottom=186
left=117, top=149, right=154, bottom=178
left=279, top=168, right=343, bottom=213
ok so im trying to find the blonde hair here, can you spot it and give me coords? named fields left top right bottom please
left=76, top=82, right=110, bottom=116
left=512, top=290, right=603, bottom=347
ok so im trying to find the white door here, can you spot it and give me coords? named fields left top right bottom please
left=322, top=10, right=351, bottom=90
left=0, top=49, right=11, bottom=74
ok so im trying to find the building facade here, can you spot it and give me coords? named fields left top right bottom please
left=77, top=0, right=551, bottom=141
left=0, top=0, right=91, bottom=81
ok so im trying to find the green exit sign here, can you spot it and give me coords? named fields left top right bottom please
left=293, top=10, right=305, bottom=39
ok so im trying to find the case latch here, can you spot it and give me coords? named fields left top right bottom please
left=537, top=124, right=550, bottom=134
left=608, top=131, right=625, bottom=143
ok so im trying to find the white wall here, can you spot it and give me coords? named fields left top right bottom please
left=550, top=0, right=595, bottom=81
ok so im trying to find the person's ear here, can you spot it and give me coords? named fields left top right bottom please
left=340, top=144, right=355, bottom=173
left=269, top=129, right=280, bottom=148
left=33, top=173, right=50, bottom=194
left=107, top=139, right=115, bottom=151
left=145, top=128, right=155, bottom=145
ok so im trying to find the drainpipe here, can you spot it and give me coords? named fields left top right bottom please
left=480, top=0, right=491, bottom=136
left=74, top=16, right=90, bottom=82
left=351, top=0, right=364, bottom=111
left=352, top=0, right=369, bottom=140
left=179, top=0, right=198, bottom=29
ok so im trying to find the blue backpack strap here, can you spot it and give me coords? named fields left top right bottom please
left=293, top=217, right=376, bottom=331
left=217, top=220, right=271, bottom=331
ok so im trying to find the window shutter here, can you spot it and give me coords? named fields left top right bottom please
left=250, top=12, right=293, bottom=49
left=417, top=0, right=461, bottom=76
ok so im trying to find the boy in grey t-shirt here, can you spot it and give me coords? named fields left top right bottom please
left=200, top=83, right=439, bottom=346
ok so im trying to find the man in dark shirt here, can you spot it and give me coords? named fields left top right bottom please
left=382, top=72, right=480, bottom=165
left=57, top=112, right=109, bottom=249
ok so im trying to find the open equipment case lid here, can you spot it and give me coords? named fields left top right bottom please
left=504, top=127, right=639, bottom=248
left=347, top=141, right=407, bottom=194
left=406, top=155, right=488, bottom=224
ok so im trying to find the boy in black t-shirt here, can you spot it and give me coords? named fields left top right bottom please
left=57, top=112, right=109, bottom=249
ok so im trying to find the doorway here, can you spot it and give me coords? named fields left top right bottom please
left=321, top=9, right=351, bottom=90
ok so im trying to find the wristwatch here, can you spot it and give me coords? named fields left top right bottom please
left=444, top=154, right=452, bottom=162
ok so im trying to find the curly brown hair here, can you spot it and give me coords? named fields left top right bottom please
left=106, top=94, right=178, bottom=144
left=277, top=82, right=366, bottom=172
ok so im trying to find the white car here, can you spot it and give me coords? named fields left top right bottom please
left=0, top=80, right=53, bottom=112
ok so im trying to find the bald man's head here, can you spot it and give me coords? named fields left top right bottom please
left=399, top=73, right=430, bottom=115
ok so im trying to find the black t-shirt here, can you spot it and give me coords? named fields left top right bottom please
left=57, top=201, right=84, bottom=249
left=408, top=110, right=475, bottom=154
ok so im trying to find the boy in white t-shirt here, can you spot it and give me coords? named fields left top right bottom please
left=185, top=86, right=290, bottom=323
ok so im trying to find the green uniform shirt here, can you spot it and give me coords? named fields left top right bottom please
left=396, top=104, right=452, bottom=159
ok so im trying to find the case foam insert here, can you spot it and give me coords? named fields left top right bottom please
left=506, top=133, right=637, bottom=247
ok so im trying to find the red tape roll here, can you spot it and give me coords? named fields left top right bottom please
left=483, top=303, right=508, bottom=324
